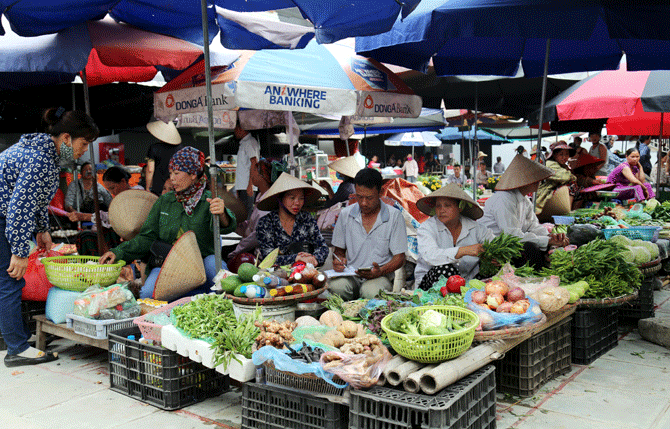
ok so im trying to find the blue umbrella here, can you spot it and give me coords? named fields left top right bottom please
left=385, top=131, right=442, bottom=147
left=212, top=0, right=420, bottom=49
left=356, top=0, right=670, bottom=77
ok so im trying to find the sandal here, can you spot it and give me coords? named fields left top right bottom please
left=4, top=351, right=58, bottom=368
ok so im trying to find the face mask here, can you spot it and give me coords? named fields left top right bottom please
left=60, top=141, right=75, bottom=164
left=335, top=172, right=343, bottom=181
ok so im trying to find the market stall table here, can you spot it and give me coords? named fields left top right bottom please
left=33, top=314, right=108, bottom=351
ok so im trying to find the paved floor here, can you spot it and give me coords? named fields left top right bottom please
left=1, top=290, right=669, bottom=429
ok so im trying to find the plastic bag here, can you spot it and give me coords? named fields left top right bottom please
left=252, top=345, right=347, bottom=388
left=73, top=284, right=136, bottom=319
left=464, top=286, right=543, bottom=331
left=320, top=344, right=392, bottom=389
left=22, top=248, right=61, bottom=301
left=291, top=325, right=339, bottom=352
left=498, top=264, right=560, bottom=300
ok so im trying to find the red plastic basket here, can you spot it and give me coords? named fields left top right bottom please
left=133, top=297, right=191, bottom=343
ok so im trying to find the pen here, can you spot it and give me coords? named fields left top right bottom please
left=333, top=253, right=345, bottom=265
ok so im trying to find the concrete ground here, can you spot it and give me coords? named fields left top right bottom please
left=1, top=290, right=669, bottom=429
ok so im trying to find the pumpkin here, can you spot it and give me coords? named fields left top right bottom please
left=319, top=310, right=343, bottom=327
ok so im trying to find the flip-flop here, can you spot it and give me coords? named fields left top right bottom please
left=4, top=351, right=58, bottom=368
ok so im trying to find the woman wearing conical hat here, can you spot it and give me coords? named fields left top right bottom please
left=318, top=155, right=362, bottom=209
left=535, top=141, right=577, bottom=217
left=414, top=184, right=494, bottom=289
left=478, top=154, right=570, bottom=271
left=256, top=173, right=329, bottom=267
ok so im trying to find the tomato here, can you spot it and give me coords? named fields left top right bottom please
left=446, top=275, right=466, bottom=294
left=440, top=286, right=448, bottom=297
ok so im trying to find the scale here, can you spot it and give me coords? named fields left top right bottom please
left=596, top=190, right=619, bottom=207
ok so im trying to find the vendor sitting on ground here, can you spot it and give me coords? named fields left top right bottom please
left=318, top=155, right=361, bottom=209
left=414, top=184, right=494, bottom=289
left=99, top=146, right=236, bottom=298
left=478, top=154, right=569, bottom=271
left=329, top=168, right=407, bottom=300
left=256, top=173, right=329, bottom=267
left=535, top=141, right=577, bottom=215
left=606, top=148, right=655, bottom=201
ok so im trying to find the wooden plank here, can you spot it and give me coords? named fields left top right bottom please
left=33, top=315, right=108, bottom=350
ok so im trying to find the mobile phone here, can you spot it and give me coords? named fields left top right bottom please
left=357, top=267, right=372, bottom=273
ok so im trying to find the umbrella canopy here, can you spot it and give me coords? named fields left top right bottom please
left=356, top=0, right=670, bottom=77
left=536, top=69, right=670, bottom=136
left=213, top=0, right=420, bottom=49
left=154, top=40, right=422, bottom=122
left=0, top=15, right=239, bottom=90
left=385, top=131, right=442, bottom=147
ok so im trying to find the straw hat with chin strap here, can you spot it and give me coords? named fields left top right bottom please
left=108, top=189, right=158, bottom=240
left=416, top=183, right=484, bottom=220
left=495, top=154, right=555, bottom=191
left=328, top=155, right=362, bottom=179
left=256, top=173, right=321, bottom=211
left=153, top=231, right=206, bottom=301
left=147, top=120, right=182, bottom=145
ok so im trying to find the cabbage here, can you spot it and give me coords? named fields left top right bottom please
left=609, top=235, right=631, bottom=246
left=419, top=309, right=446, bottom=335
left=631, top=246, right=651, bottom=264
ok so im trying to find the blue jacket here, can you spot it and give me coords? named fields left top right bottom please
left=0, top=133, right=60, bottom=257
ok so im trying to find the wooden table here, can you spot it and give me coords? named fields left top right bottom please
left=33, top=315, right=108, bottom=351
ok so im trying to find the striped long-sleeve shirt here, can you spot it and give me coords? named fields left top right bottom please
left=0, top=133, right=60, bottom=257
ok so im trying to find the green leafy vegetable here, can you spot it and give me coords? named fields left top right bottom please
left=479, top=233, right=524, bottom=278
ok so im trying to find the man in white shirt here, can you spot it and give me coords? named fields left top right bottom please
left=478, top=154, right=569, bottom=270
left=448, top=164, right=465, bottom=186
left=233, top=123, right=260, bottom=220
left=330, top=168, right=407, bottom=300
left=493, top=157, right=505, bottom=174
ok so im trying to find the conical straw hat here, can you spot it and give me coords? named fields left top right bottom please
left=256, top=173, right=321, bottom=211
left=536, top=186, right=571, bottom=223
left=329, top=155, right=362, bottom=179
left=416, top=183, right=484, bottom=220
left=108, top=190, right=158, bottom=240
left=495, top=154, right=555, bottom=191
left=153, top=231, right=206, bottom=301
left=572, top=152, right=603, bottom=170
left=147, top=120, right=182, bottom=145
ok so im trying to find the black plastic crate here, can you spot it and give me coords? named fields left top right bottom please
left=0, top=301, right=47, bottom=351
left=242, top=382, right=348, bottom=429
left=619, top=278, right=655, bottom=321
left=349, top=365, right=496, bottom=429
left=108, top=327, right=229, bottom=410
left=571, top=307, right=618, bottom=365
left=495, top=316, right=571, bottom=397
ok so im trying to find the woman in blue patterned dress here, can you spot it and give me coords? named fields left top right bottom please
left=0, top=107, right=99, bottom=367
left=255, top=173, right=329, bottom=267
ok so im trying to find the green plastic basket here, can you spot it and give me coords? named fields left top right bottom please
left=42, top=255, right=125, bottom=291
left=381, top=305, right=479, bottom=363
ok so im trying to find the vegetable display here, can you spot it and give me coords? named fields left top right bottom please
left=479, top=233, right=524, bottom=278
left=542, top=239, right=641, bottom=299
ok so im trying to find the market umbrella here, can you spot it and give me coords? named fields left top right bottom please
left=356, top=0, right=670, bottom=78
left=212, top=0, right=421, bottom=49
left=154, top=39, right=422, bottom=123
left=385, top=131, right=442, bottom=148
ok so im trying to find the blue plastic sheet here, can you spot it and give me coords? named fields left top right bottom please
left=252, top=345, right=348, bottom=388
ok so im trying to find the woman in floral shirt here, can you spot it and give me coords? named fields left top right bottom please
left=256, top=173, right=329, bottom=266
left=0, top=107, right=98, bottom=367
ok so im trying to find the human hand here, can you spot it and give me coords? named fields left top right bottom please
left=461, top=243, right=485, bottom=257
left=357, top=262, right=381, bottom=279
left=207, top=197, right=226, bottom=215
left=296, top=252, right=318, bottom=266
left=67, top=212, right=80, bottom=222
left=549, top=233, right=569, bottom=247
left=36, top=232, right=52, bottom=251
left=98, top=251, right=117, bottom=265
left=332, top=254, right=347, bottom=272
left=7, top=255, right=29, bottom=280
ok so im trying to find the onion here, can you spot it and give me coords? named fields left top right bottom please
left=485, top=280, right=509, bottom=297
left=496, top=302, right=514, bottom=313
left=486, top=293, right=504, bottom=310
left=471, top=290, right=487, bottom=304
left=507, top=287, right=526, bottom=302
left=477, top=311, right=495, bottom=330
left=510, top=302, right=526, bottom=314
left=516, top=299, right=531, bottom=312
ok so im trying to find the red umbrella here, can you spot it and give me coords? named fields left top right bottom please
left=538, top=69, right=670, bottom=136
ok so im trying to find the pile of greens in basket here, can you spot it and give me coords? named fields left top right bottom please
left=479, top=233, right=524, bottom=278
left=541, top=239, right=641, bottom=299
left=171, top=295, right=262, bottom=369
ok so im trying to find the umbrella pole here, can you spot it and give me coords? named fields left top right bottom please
left=472, top=83, right=478, bottom=201
left=657, top=113, right=664, bottom=196
left=81, top=70, right=107, bottom=256
left=533, top=39, right=551, bottom=210
left=201, top=0, right=222, bottom=273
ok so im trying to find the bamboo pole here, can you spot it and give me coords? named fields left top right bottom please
left=387, top=360, right=423, bottom=386
left=403, top=364, right=437, bottom=393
